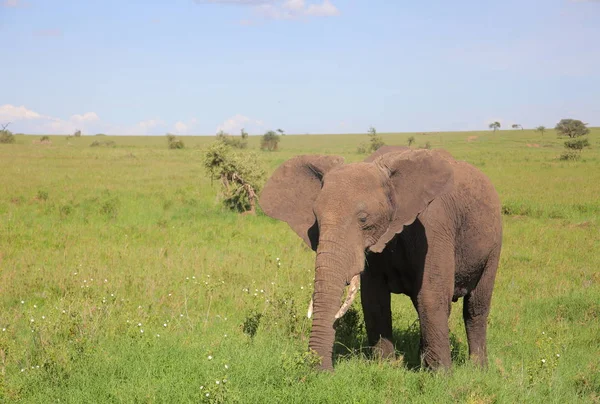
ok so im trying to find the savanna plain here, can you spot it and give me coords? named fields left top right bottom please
left=1, top=129, right=599, bottom=403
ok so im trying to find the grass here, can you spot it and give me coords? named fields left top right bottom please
left=1, top=129, right=599, bottom=403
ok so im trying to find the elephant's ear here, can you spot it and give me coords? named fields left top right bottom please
left=259, top=155, right=345, bottom=250
left=369, top=149, right=454, bottom=253
left=363, top=145, right=410, bottom=163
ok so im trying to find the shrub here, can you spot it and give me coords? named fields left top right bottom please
left=95, top=133, right=106, bottom=136
left=420, top=141, right=432, bottom=150
left=40, top=135, right=50, bottom=142
left=166, top=133, right=185, bottom=149
left=564, top=138, right=590, bottom=150
left=217, top=131, right=247, bottom=149
left=261, top=130, right=280, bottom=151
left=73, top=130, right=82, bottom=137
left=559, top=151, right=581, bottom=161
left=356, top=142, right=368, bottom=154
left=0, top=129, right=15, bottom=144
left=90, top=140, right=116, bottom=148
left=241, top=128, right=248, bottom=139
left=407, top=136, right=415, bottom=147
left=203, top=141, right=265, bottom=213
left=367, top=126, right=385, bottom=151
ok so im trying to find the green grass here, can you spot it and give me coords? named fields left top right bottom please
left=1, top=129, right=599, bottom=403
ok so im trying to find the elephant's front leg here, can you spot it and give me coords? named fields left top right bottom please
left=360, top=271, right=395, bottom=359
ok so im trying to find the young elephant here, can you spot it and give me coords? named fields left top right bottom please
left=259, top=147, right=502, bottom=370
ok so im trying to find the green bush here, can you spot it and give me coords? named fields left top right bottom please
left=216, top=131, right=247, bottom=149
left=203, top=141, right=265, bottom=213
left=356, top=142, right=368, bottom=154
left=407, top=136, right=415, bottom=146
left=0, top=129, right=15, bottom=144
left=90, top=140, right=116, bottom=148
left=260, top=131, right=280, bottom=151
left=40, top=135, right=50, bottom=142
left=367, top=127, right=385, bottom=151
left=166, top=134, right=185, bottom=149
left=564, top=138, right=590, bottom=150
left=559, top=150, right=581, bottom=161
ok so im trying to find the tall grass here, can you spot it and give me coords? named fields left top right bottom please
left=1, top=129, right=599, bottom=402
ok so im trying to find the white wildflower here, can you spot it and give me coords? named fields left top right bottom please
left=208, top=355, right=213, bottom=360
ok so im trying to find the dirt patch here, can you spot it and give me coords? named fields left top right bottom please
left=526, top=143, right=540, bottom=148
left=467, top=136, right=478, bottom=142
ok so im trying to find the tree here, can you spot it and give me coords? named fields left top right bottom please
left=0, top=122, right=15, bottom=144
left=261, top=130, right=280, bottom=151
left=166, top=133, right=185, bottom=149
left=276, top=128, right=285, bottom=136
left=407, top=136, right=415, bottom=147
left=535, top=126, right=546, bottom=136
left=555, top=119, right=589, bottom=139
left=511, top=124, right=523, bottom=130
left=241, top=128, right=248, bottom=139
left=367, top=126, right=385, bottom=151
left=203, top=141, right=265, bottom=214
left=489, top=122, right=501, bottom=132
left=73, top=129, right=82, bottom=137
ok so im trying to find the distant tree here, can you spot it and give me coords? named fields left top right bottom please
left=535, top=126, right=546, bottom=136
left=166, top=133, right=185, bottom=149
left=241, top=128, right=248, bottom=139
left=367, top=126, right=385, bottom=151
left=276, top=128, right=285, bottom=136
left=407, top=136, right=415, bottom=147
left=0, top=122, right=15, bottom=144
left=260, top=130, right=280, bottom=151
left=73, top=129, right=82, bottom=137
left=489, top=122, right=501, bottom=132
left=555, top=119, right=589, bottom=139
left=511, top=124, right=523, bottom=130
left=217, top=130, right=247, bottom=149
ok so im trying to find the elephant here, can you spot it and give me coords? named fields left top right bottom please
left=259, top=146, right=502, bottom=371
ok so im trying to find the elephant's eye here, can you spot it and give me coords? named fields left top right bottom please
left=358, top=212, right=368, bottom=224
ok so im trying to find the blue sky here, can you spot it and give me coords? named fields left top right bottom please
left=1, top=0, right=599, bottom=135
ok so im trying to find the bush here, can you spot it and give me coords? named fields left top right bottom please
left=203, top=141, right=265, bottom=213
left=90, top=140, right=116, bottom=148
left=95, top=133, right=106, bottom=136
left=559, top=150, right=581, bottom=161
left=40, top=135, right=50, bottom=142
left=407, top=136, right=415, bottom=147
left=166, top=133, right=185, bottom=149
left=217, top=131, right=247, bottom=149
left=0, top=129, right=15, bottom=144
left=356, top=142, right=368, bottom=154
left=73, top=130, right=82, bottom=137
left=261, top=131, right=280, bottom=151
left=564, top=138, right=590, bottom=150
left=367, top=127, right=385, bottom=151
left=241, top=128, right=248, bottom=139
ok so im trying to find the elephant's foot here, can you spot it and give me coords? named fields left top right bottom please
left=373, top=338, right=395, bottom=360
left=420, top=346, right=452, bottom=371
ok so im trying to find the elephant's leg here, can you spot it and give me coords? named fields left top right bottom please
left=413, top=246, right=454, bottom=370
left=360, top=271, right=394, bottom=359
left=463, top=249, right=500, bottom=367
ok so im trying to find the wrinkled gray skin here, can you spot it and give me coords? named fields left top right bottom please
left=259, top=147, right=502, bottom=370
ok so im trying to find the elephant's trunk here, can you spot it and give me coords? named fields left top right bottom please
left=308, top=238, right=363, bottom=370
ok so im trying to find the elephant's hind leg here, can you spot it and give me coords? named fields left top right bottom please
left=463, top=249, right=500, bottom=367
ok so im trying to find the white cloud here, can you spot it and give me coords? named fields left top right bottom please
left=0, top=104, right=102, bottom=134
left=71, top=112, right=100, bottom=122
left=306, top=0, right=339, bottom=16
left=0, top=104, right=45, bottom=121
left=216, top=114, right=263, bottom=134
left=2, top=0, right=26, bottom=7
left=174, top=121, right=188, bottom=134
left=137, top=119, right=165, bottom=131
left=196, top=0, right=339, bottom=21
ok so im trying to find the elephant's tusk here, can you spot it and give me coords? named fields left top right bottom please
left=334, top=275, right=360, bottom=319
left=307, top=298, right=314, bottom=319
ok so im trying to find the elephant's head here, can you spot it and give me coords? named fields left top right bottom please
left=259, top=149, right=454, bottom=369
